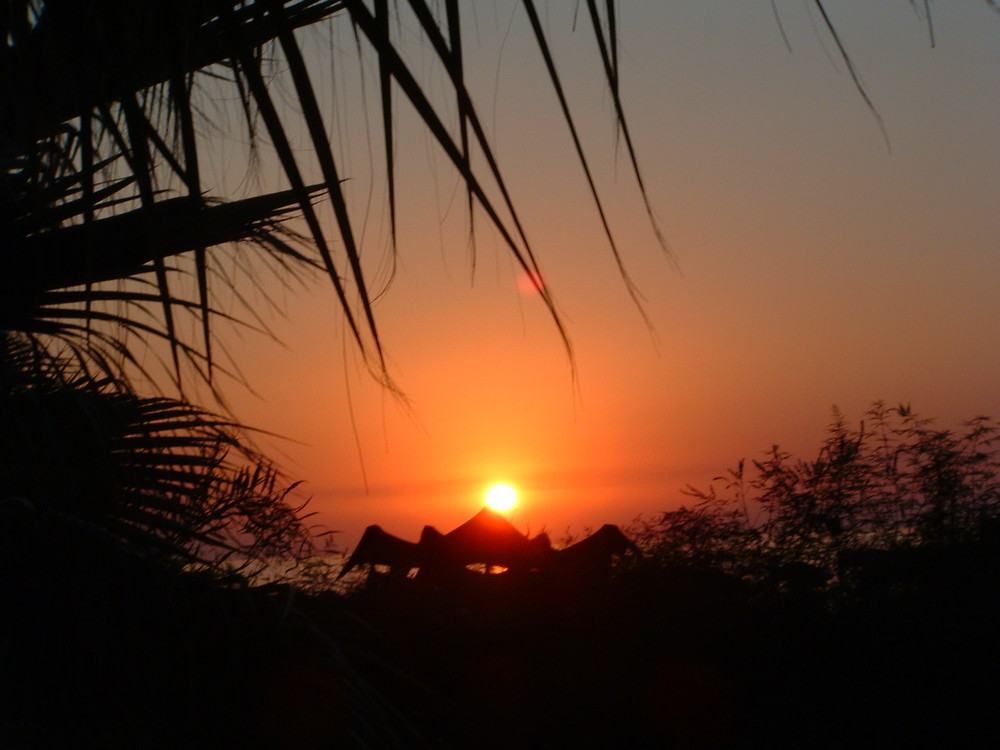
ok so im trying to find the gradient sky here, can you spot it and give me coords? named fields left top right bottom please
left=214, top=3, right=1000, bottom=548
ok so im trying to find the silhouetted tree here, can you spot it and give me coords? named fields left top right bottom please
left=5, top=0, right=981, bottom=573
left=636, top=402, right=1000, bottom=590
left=2, top=0, right=661, bottom=572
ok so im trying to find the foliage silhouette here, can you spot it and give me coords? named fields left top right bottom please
left=5, top=2, right=999, bottom=747
left=634, top=402, right=1000, bottom=592
left=2, top=0, right=660, bottom=580
left=0, top=3, right=661, bottom=747
left=324, top=411, right=1000, bottom=750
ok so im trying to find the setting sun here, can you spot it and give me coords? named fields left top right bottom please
left=485, top=483, right=518, bottom=512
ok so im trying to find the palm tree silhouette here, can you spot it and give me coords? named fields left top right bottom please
left=2, top=0, right=660, bottom=572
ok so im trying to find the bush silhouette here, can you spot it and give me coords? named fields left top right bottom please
left=634, top=402, right=1000, bottom=592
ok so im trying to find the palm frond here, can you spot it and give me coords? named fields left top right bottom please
left=583, top=0, right=673, bottom=264
left=0, top=0, right=346, bottom=156
left=5, top=0, right=664, bottom=392
left=814, top=0, right=891, bottom=151
left=523, top=0, right=651, bottom=328
left=4, top=188, right=314, bottom=294
left=358, top=0, right=575, bottom=365
left=2, top=0, right=679, bottom=574
left=1, top=359, right=313, bottom=571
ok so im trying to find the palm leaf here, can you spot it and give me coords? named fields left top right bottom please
left=365, top=0, right=574, bottom=364
left=814, top=0, right=891, bottom=150
left=522, top=0, right=652, bottom=328
left=1, top=367, right=313, bottom=569
left=444, top=0, right=477, bottom=269
left=4, top=189, right=315, bottom=294
left=215, top=1, right=376, bottom=373
left=1, top=0, right=692, bottom=580
left=583, top=0, right=672, bottom=259
left=0, top=0, right=347, bottom=156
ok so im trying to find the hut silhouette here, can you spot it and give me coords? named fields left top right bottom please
left=427, top=507, right=552, bottom=573
left=339, top=507, right=638, bottom=582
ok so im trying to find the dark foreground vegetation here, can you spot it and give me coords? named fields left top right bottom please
left=8, top=3, right=996, bottom=747
left=5, top=404, right=1000, bottom=749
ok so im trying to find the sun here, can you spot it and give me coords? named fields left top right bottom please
left=485, top=483, right=518, bottom=512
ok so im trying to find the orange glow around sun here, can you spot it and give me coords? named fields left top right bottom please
left=485, top=483, right=518, bottom=511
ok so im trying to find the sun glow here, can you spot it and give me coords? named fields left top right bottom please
left=485, top=483, right=518, bottom=512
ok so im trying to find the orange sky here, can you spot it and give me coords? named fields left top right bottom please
left=212, top=4, right=1000, bottom=548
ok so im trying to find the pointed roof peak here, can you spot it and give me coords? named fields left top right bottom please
left=472, top=505, right=507, bottom=521
left=444, top=506, right=524, bottom=547
left=448, top=506, right=516, bottom=534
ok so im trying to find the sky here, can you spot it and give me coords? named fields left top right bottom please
left=212, top=2, right=1000, bottom=549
